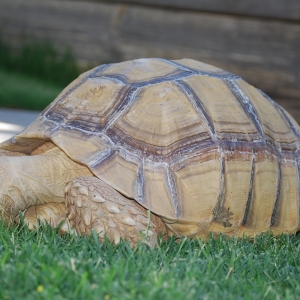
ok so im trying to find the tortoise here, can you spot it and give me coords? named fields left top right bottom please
left=1, top=58, right=300, bottom=246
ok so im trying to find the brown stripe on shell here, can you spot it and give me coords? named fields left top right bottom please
left=241, top=152, right=255, bottom=226
left=87, top=146, right=115, bottom=169
left=173, top=148, right=222, bottom=224
left=174, top=80, right=217, bottom=142
left=212, top=151, right=230, bottom=226
left=165, top=165, right=180, bottom=218
left=106, top=126, right=212, bottom=159
left=236, top=79, right=299, bottom=146
left=136, top=161, right=145, bottom=204
left=169, top=58, right=240, bottom=79
left=208, top=151, right=254, bottom=236
left=270, top=153, right=282, bottom=227
left=142, top=162, right=177, bottom=220
left=103, top=87, right=145, bottom=132
left=99, top=71, right=193, bottom=88
left=47, top=79, right=134, bottom=133
left=239, top=149, right=279, bottom=235
left=43, top=65, right=106, bottom=119
left=112, top=81, right=212, bottom=153
left=50, top=126, right=114, bottom=166
left=45, top=76, right=89, bottom=125
left=180, top=76, right=261, bottom=143
left=260, top=90, right=300, bottom=140
left=224, top=80, right=265, bottom=143
left=270, top=156, right=299, bottom=232
left=88, top=146, right=142, bottom=200
left=263, top=89, right=300, bottom=228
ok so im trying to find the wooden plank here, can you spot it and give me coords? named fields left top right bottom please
left=0, top=0, right=299, bottom=122
left=105, top=0, right=300, bottom=21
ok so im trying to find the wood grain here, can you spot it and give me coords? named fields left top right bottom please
left=106, top=0, right=300, bottom=21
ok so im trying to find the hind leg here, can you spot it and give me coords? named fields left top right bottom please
left=65, top=176, right=167, bottom=247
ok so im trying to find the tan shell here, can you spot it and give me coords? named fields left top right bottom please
left=2, top=58, right=300, bottom=238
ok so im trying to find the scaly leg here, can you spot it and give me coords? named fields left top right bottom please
left=65, top=176, right=167, bottom=247
left=19, top=202, right=70, bottom=234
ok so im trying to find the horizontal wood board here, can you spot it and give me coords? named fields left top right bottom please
left=104, top=0, right=300, bottom=21
left=0, top=0, right=299, bottom=122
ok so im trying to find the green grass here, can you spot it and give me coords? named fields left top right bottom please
left=0, top=68, right=62, bottom=110
left=0, top=222, right=299, bottom=299
left=0, top=38, right=88, bottom=110
left=0, top=39, right=81, bottom=88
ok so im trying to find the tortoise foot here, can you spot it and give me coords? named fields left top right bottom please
left=65, top=176, right=162, bottom=247
left=19, top=202, right=70, bottom=233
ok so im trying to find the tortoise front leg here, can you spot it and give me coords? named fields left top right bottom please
left=20, top=202, right=70, bottom=233
left=65, top=177, right=167, bottom=247
left=0, top=145, right=92, bottom=224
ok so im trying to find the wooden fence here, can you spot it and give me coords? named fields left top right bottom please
left=0, top=0, right=299, bottom=121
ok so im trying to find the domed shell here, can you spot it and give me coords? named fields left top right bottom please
left=2, top=58, right=300, bottom=238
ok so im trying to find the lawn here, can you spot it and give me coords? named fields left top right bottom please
left=0, top=221, right=299, bottom=299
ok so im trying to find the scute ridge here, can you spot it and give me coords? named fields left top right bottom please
left=157, top=58, right=194, bottom=72
left=270, top=155, right=282, bottom=226
left=88, top=146, right=115, bottom=169
left=104, top=86, right=141, bottom=130
left=212, top=151, right=227, bottom=223
left=92, top=58, right=240, bottom=89
left=225, top=80, right=265, bottom=144
left=97, top=75, right=127, bottom=85
left=241, top=152, right=255, bottom=226
left=165, top=164, right=180, bottom=218
left=259, top=89, right=300, bottom=145
left=136, top=161, right=145, bottom=204
left=174, top=80, right=217, bottom=143
left=43, top=76, right=88, bottom=118
left=170, top=59, right=241, bottom=80
left=97, top=71, right=193, bottom=88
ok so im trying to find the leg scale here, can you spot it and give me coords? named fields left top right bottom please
left=65, top=176, right=167, bottom=247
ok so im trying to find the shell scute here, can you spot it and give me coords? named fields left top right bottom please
left=94, top=58, right=186, bottom=84
left=237, top=79, right=299, bottom=146
left=181, top=76, right=260, bottom=141
left=113, top=81, right=209, bottom=149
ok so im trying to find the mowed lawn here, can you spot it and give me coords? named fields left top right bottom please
left=0, top=69, right=300, bottom=299
left=0, top=222, right=299, bottom=299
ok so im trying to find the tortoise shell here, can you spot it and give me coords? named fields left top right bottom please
left=2, top=58, right=300, bottom=238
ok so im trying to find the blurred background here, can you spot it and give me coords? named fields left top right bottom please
left=0, top=0, right=299, bottom=121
